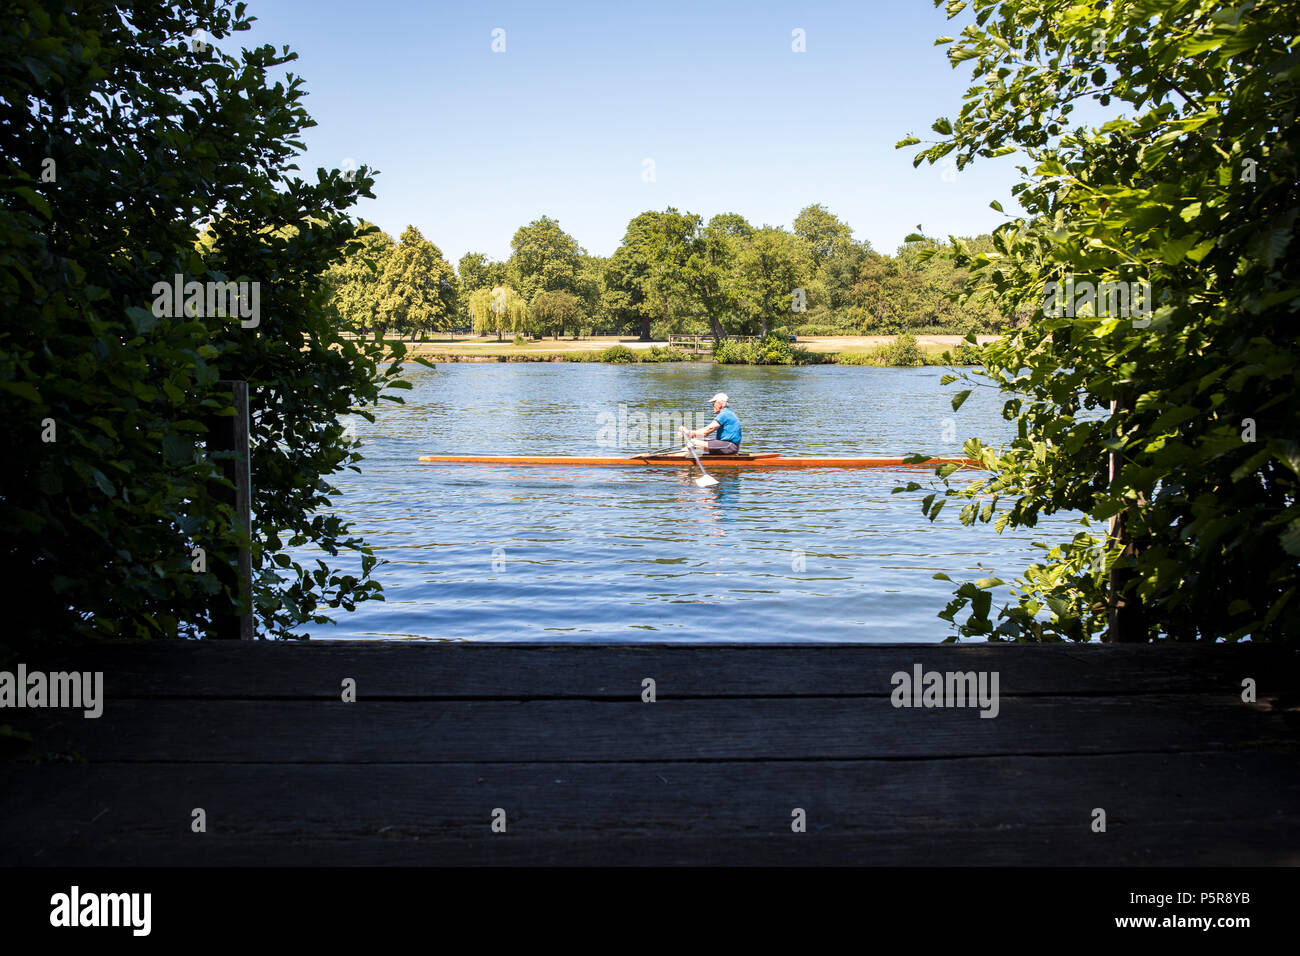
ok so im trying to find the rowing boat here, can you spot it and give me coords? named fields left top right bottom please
left=416, top=453, right=980, bottom=469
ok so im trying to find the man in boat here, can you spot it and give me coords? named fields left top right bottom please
left=682, top=392, right=741, bottom=455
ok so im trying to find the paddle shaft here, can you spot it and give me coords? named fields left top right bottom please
left=684, top=435, right=714, bottom=484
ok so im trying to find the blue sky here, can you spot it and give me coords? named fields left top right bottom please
left=240, top=0, right=1025, bottom=264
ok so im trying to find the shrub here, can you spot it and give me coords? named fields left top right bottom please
left=880, top=332, right=924, bottom=367
left=601, top=345, right=636, bottom=363
left=640, top=346, right=689, bottom=362
left=712, top=339, right=756, bottom=364
left=939, top=341, right=984, bottom=366
left=713, top=334, right=800, bottom=366
left=833, top=351, right=880, bottom=366
left=759, top=334, right=795, bottom=365
left=512, top=334, right=527, bottom=346
left=791, top=346, right=833, bottom=365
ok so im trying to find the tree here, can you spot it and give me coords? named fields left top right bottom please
left=574, top=254, right=607, bottom=335
left=604, top=209, right=700, bottom=340
left=530, top=290, right=583, bottom=340
left=375, top=225, right=457, bottom=338
left=900, top=0, right=1300, bottom=644
left=680, top=213, right=753, bottom=341
left=468, top=286, right=526, bottom=341
left=793, top=203, right=854, bottom=269
left=507, top=216, right=581, bottom=302
left=456, top=252, right=506, bottom=327
left=0, top=0, right=417, bottom=645
left=734, top=227, right=810, bottom=337
left=819, top=239, right=871, bottom=313
left=324, top=223, right=395, bottom=334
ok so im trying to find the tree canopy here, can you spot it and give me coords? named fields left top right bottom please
left=900, top=0, right=1300, bottom=644
left=324, top=204, right=1011, bottom=341
left=374, top=226, right=457, bottom=337
left=1, top=0, right=418, bottom=645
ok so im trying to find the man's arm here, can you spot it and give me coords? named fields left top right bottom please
left=686, top=420, right=721, bottom=439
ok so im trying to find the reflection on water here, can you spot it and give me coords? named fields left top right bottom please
left=289, top=363, right=1081, bottom=642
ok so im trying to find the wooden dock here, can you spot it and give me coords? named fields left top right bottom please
left=2, top=641, right=1298, bottom=865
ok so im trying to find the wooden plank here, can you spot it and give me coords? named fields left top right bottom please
left=2, top=753, right=1297, bottom=865
left=14, top=642, right=1297, bottom=699
left=9, top=826, right=1298, bottom=866
left=7, top=695, right=1293, bottom=763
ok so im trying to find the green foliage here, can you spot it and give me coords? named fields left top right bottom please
left=456, top=252, right=507, bottom=323
left=880, top=332, right=924, bottom=367
left=939, top=341, right=984, bottom=366
left=603, top=208, right=702, bottom=340
left=831, top=352, right=877, bottom=367
left=903, top=0, right=1300, bottom=644
left=793, top=323, right=845, bottom=336
left=508, top=216, right=582, bottom=302
left=850, top=241, right=1012, bottom=333
left=639, top=346, right=690, bottom=362
left=714, top=334, right=798, bottom=366
left=793, top=203, right=855, bottom=268
left=529, top=289, right=584, bottom=339
left=468, top=286, right=527, bottom=341
left=733, top=228, right=810, bottom=337
left=600, top=345, right=636, bottom=364
left=831, top=338, right=946, bottom=367
left=375, top=226, right=457, bottom=335
left=574, top=254, right=608, bottom=331
left=1, top=0, right=415, bottom=645
left=323, top=223, right=395, bottom=333
left=512, top=334, right=527, bottom=346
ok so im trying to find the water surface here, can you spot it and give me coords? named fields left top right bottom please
left=292, top=363, right=1081, bottom=641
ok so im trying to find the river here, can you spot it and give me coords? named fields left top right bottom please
left=289, top=361, right=1082, bottom=641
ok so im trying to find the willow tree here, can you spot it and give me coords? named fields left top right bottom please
left=468, top=286, right=527, bottom=340
left=457, top=252, right=506, bottom=326
left=900, top=0, right=1299, bottom=644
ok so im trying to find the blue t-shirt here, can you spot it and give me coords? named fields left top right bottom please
left=714, top=407, right=741, bottom=445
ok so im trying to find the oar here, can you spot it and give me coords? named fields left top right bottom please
left=682, top=433, right=718, bottom=488
left=632, top=441, right=685, bottom=460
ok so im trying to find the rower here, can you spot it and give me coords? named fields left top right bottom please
left=682, top=392, right=741, bottom=455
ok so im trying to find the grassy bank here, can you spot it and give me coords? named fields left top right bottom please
left=396, top=333, right=992, bottom=366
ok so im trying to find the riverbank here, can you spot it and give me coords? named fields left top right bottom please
left=373, top=334, right=999, bottom=366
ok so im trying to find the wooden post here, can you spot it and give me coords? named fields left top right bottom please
left=207, top=380, right=253, bottom=640
left=1105, top=393, right=1145, bottom=642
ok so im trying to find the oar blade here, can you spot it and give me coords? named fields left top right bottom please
left=694, top=474, right=718, bottom=488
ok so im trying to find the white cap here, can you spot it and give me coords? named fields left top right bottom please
left=710, top=392, right=728, bottom=405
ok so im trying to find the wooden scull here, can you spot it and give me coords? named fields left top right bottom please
left=416, top=453, right=980, bottom=469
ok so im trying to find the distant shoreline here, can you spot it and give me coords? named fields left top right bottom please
left=351, top=333, right=997, bottom=367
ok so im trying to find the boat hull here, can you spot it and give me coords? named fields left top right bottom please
left=416, top=454, right=979, bottom=469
